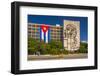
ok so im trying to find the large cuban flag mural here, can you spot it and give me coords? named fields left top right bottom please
left=40, top=25, right=50, bottom=43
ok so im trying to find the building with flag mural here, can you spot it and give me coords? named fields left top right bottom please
left=28, top=23, right=63, bottom=43
left=28, top=20, right=80, bottom=51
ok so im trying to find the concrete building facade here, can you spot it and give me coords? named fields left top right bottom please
left=28, top=23, right=63, bottom=42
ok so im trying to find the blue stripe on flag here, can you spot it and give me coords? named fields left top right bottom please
left=44, top=33, right=46, bottom=43
left=40, top=27, right=41, bottom=42
left=48, top=28, right=50, bottom=42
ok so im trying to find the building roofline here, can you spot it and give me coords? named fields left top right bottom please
left=28, top=23, right=63, bottom=27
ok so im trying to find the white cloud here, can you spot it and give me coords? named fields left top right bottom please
left=81, top=41, right=87, bottom=43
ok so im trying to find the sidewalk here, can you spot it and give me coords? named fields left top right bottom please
left=28, top=53, right=88, bottom=60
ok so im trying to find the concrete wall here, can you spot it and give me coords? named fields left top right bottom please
left=63, top=20, right=80, bottom=51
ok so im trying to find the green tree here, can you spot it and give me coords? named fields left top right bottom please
left=49, top=40, right=63, bottom=49
left=78, top=42, right=88, bottom=53
left=28, top=38, right=68, bottom=55
left=28, top=38, right=39, bottom=54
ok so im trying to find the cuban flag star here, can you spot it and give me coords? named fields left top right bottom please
left=40, top=24, right=50, bottom=43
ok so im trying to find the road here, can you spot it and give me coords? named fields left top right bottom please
left=28, top=53, right=88, bottom=61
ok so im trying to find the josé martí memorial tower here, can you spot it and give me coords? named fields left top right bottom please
left=63, top=20, right=80, bottom=52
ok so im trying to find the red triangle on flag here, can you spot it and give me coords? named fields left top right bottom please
left=41, top=25, right=49, bottom=33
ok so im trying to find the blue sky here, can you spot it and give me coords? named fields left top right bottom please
left=28, top=15, right=88, bottom=42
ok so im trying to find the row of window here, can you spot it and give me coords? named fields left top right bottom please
left=28, top=28, right=62, bottom=32
left=29, top=34, right=61, bottom=38
left=50, top=32, right=62, bottom=34
left=51, top=34, right=62, bottom=36
left=28, top=25, right=62, bottom=29
left=50, top=30, right=62, bottom=32
left=29, top=31, right=62, bottom=34
left=28, top=34, right=62, bottom=38
left=28, top=30, right=62, bottom=33
left=50, top=27, right=62, bottom=29
left=28, top=32, right=62, bottom=35
left=29, top=28, right=62, bottom=30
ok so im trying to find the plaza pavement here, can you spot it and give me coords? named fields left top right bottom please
left=28, top=53, right=88, bottom=61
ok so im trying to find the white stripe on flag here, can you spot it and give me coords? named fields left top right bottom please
left=45, top=30, right=48, bottom=43
left=41, top=30, right=44, bottom=41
